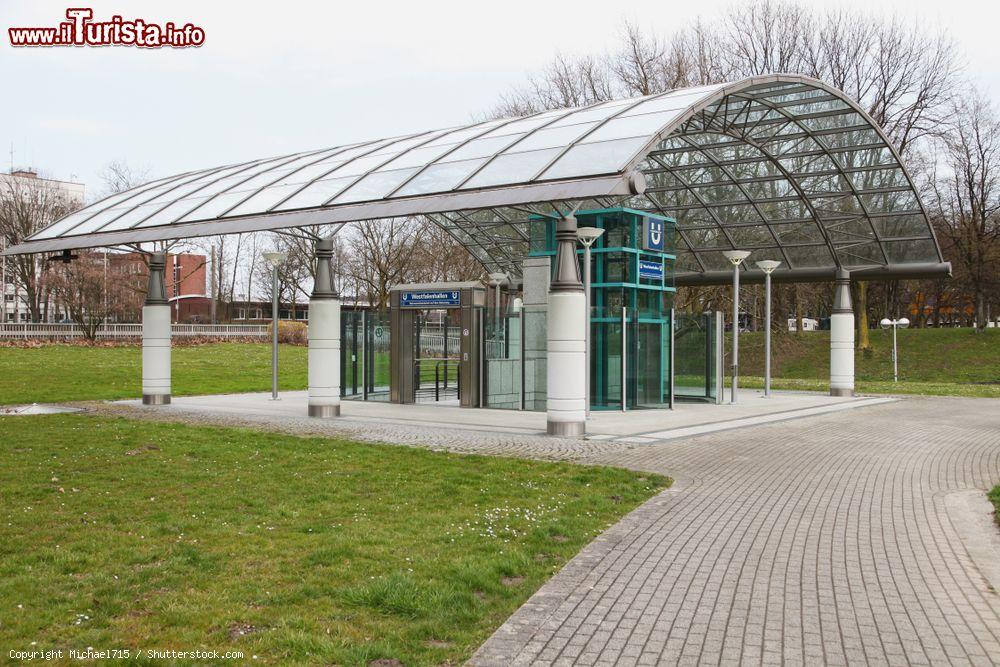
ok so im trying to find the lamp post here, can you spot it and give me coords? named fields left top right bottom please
left=263, top=252, right=288, bottom=400
left=576, top=226, right=605, bottom=417
left=722, top=250, right=751, bottom=404
left=879, top=317, right=909, bottom=382
left=487, top=271, right=508, bottom=326
left=755, top=260, right=782, bottom=397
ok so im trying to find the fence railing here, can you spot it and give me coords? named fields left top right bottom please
left=0, top=323, right=268, bottom=339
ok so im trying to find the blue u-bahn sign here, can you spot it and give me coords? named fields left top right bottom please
left=400, top=290, right=461, bottom=308
left=642, top=216, right=665, bottom=252
left=638, top=259, right=664, bottom=280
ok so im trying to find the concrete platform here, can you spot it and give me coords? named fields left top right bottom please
left=116, top=389, right=894, bottom=444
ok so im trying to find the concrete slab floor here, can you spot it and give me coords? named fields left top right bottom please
left=115, top=389, right=894, bottom=443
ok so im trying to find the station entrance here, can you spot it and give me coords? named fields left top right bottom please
left=388, top=282, right=485, bottom=406
left=339, top=208, right=721, bottom=411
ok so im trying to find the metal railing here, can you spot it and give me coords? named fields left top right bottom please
left=0, top=322, right=268, bottom=339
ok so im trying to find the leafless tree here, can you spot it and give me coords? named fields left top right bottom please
left=408, top=224, right=483, bottom=284
left=99, top=160, right=150, bottom=196
left=0, top=174, right=81, bottom=322
left=488, top=0, right=964, bottom=341
left=926, top=92, right=1000, bottom=331
left=345, top=218, right=419, bottom=310
left=46, top=252, right=117, bottom=339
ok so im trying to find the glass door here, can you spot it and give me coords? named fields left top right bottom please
left=364, top=310, right=391, bottom=401
left=341, top=309, right=363, bottom=398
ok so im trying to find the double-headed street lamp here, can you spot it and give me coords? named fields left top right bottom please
left=576, top=226, right=605, bottom=418
left=263, top=251, right=288, bottom=400
left=722, top=250, right=751, bottom=404
left=879, top=317, right=909, bottom=382
left=755, top=260, right=782, bottom=397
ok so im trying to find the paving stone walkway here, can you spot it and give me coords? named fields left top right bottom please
left=93, top=394, right=1000, bottom=665
left=471, top=397, right=1000, bottom=666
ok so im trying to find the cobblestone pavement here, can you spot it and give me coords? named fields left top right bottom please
left=89, top=396, right=1000, bottom=665
left=471, top=397, right=1000, bottom=666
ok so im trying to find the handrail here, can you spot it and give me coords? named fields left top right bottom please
left=412, top=357, right=460, bottom=402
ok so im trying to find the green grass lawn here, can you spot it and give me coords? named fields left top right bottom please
left=0, top=343, right=309, bottom=405
left=1, top=327, right=997, bottom=405
left=990, top=486, right=1000, bottom=526
left=0, top=414, right=667, bottom=665
left=728, top=327, right=1000, bottom=398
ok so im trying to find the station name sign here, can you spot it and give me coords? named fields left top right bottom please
left=638, top=260, right=664, bottom=280
left=400, top=290, right=461, bottom=308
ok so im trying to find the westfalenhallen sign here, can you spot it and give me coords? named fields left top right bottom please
left=8, top=8, right=205, bottom=48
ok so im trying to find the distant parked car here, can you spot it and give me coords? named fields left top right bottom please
left=787, top=317, right=820, bottom=332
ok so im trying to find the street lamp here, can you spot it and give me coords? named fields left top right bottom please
left=722, top=250, right=751, bottom=404
left=755, top=260, right=782, bottom=397
left=487, top=271, right=508, bottom=325
left=263, top=252, right=288, bottom=400
left=879, top=316, right=910, bottom=382
left=576, top=226, right=605, bottom=417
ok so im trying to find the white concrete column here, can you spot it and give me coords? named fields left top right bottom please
left=546, top=215, right=586, bottom=436
left=141, top=252, right=171, bottom=405
left=830, top=268, right=855, bottom=397
left=308, top=238, right=341, bottom=417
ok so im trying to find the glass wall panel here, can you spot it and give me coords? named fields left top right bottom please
left=674, top=312, right=720, bottom=402
left=522, top=308, right=547, bottom=411
left=484, top=304, right=522, bottom=410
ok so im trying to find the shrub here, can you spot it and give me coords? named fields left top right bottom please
left=269, top=320, right=308, bottom=346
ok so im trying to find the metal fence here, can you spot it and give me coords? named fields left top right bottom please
left=0, top=323, right=268, bottom=339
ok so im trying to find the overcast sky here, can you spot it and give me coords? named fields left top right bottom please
left=2, top=0, right=998, bottom=200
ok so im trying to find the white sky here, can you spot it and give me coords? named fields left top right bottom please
left=1, top=0, right=998, bottom=199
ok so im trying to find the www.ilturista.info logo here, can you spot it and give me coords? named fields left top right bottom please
left=8, top=8, right=205, bottom=48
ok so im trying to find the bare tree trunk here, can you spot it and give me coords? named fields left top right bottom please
left=794, top=284, right=803, bottom=335
left=975, top=287, right=986, bottom=333
left=857, top=281, right=871, bottom=351
left=210, top=245, right=217, bottom=324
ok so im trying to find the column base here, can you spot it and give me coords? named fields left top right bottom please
left=308, top=404, right=340, bottom=418
left=829, top=387, right=854, bottom=397
left=142, top=394, right=171, bottom=405
left=547, top=420, right=585, bottom=437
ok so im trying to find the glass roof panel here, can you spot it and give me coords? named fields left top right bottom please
left=507, top=123, right=599, bottom=153
left=581, top=111, right=678, bottom=143
left=395, top=159, right=488, bottom=197
left=438, top=135, right=526, bottom=162
left=784, top=244, right=835, bottom=268
left=883, top=239, right=938, bottom=263
left=333, top=168, right=421, bottom=203
left=873, top=214, right=930, bottom=238
left=377, top=144, right=456, bottom=171
left=540, top=137, right=648, bottom=180
left=459, top=148, right=563, bottom=189
left=224, top=182, right=323, bottom=217
left=478, top=110, right=568, bottom=138
left=270, top=176, right=358, bottom=212
left=545, top=99, right=636, bottom=127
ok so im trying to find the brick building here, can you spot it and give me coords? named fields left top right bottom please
left=107, top=252, right=210, bottom=323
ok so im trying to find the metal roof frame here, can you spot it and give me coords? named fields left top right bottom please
left=3, top=74, right=950, bottom=285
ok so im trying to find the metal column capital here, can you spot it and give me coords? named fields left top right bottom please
left=145, top=252, right=168, bottom=305
left=312, top=238, right=338, bottom=300
left=550, top=215, right=583, bottom=293
left=832, top=267, right=852, bottom=313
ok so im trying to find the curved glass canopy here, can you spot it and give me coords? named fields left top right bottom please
left=5, top=74, right=948, bottom=284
